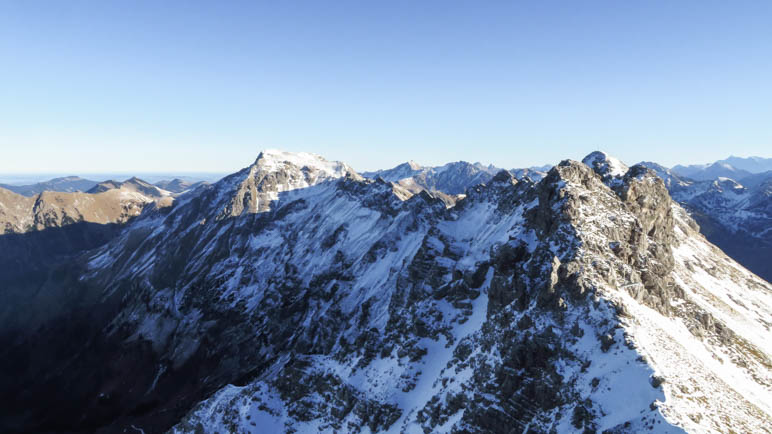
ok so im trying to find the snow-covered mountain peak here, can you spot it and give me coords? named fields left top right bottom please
left=255, top=149, right=352, bottom=179
left=582, top=151, right=629, bottom=178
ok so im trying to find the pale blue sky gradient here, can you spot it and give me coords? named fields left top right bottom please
left=1, top=1, right=770, bottom=173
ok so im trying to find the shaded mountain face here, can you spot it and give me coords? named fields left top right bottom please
left=639, top=162, right=772, bottom=282
left=154, top=178, right=209, bottom=194
left=0, top=179, right=176, bottom=347
left=739, top=170, right=772, bottom=188
left=1, top=150, right=769, bottom=434
left=0, top=176, right=99, bottom=196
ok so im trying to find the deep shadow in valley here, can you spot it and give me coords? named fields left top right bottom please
left=0, top=204, right=290, bottom=433
left=0, top=222, right=223, bottom=434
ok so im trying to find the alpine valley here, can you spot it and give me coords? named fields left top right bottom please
left=1, top=150, right=770, bottom=434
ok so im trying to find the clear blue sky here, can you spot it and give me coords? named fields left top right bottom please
left=1, top=0, right=770, bottom=174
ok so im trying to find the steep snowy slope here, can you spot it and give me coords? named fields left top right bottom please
left=2, top=151, right=770, bottom=434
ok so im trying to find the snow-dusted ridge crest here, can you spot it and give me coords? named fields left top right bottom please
left=255, top=149, right=354, bottom=179
left=5, top=150, right=770, bottom=433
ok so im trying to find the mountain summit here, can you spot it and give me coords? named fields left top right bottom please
left=214, top=150, right=355, bottom=217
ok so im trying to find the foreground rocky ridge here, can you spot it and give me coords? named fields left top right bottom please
left=1, top=151, right=770, bottom=433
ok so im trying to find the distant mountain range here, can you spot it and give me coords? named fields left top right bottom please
left=0, top=177, right=173, bottom=235
left=0, top=175, right=212, bottom=197
left=671, top=155, right=772, bottom=180
left=362, top=161, right=549, bottom=207
left=362, top=161, right=503, bottom=195
left=0, top=176, right=100, bottom=196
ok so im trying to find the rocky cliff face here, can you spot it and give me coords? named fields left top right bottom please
left=1, top=151, right=770, bottom=433
left=639, top=161, right=772, bottom=282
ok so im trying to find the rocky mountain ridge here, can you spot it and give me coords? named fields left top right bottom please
left=1, top=150, right=769, bottom=433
